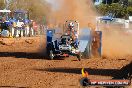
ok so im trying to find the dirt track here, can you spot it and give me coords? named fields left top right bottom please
left=0, top=37, right=131, bottom=88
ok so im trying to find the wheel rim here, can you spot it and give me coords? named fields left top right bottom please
left=50, top=50, right=54, bottom=60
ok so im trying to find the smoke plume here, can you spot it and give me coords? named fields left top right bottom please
left=46, top=0, right=132, bottom=58
left=47, top=0, right=98, bottom=28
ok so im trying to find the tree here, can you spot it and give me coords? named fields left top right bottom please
left=9, top=0, right=51, bottom=23
left=0, top=0, right=6, bottom=9
left=127, top=6, right=132, bottom=15
left=97, top=3, right=131, bottom=18
left=96, top=4, right=109, bottom=15
left=128, top=0, right=132, bottom=6
left=112, top=0, right=120, bottom=3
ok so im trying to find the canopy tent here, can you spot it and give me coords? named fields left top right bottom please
left=0, top=10, right=11, bottom=13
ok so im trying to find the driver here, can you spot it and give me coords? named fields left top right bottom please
left=68, top=22, right=74, bottom=29
left=67, top=22, right=75, bottom=36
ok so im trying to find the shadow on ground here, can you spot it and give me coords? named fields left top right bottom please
left=0, top=51, right=67, bottom=60
left=35, top=67, right=119, bottom=76
left=0, top=86, right=29, bottom=88
left=34, top=61, right=132, bottom=79
left=0, top=52, right=46, bottom=59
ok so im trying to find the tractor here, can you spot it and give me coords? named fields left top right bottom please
left=46, top=20, right=102, bottom=60
left=0, top=9, right=12, bottom=37
left=46, top=20, right=81, bottom=60
left=12, top=10, right=30, bottom=37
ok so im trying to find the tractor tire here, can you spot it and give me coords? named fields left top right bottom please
left=77, top=53, right=81, bottom=61
left=49, top=50, right=54, bottom=60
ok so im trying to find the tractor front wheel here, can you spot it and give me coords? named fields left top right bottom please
left=77, top=53, right=81, bottom=61
left=49, top=50, right=54, bottom=60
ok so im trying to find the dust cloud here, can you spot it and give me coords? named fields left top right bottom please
left=46, top=0, right=132, bottom=58
left=47, top=0, right=98, bottom=28
left=102, top=27, right=132, bottom=58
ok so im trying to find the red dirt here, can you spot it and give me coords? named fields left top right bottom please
left=0, top=37, right=131, bottom=88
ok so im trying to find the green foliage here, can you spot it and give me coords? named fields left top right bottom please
left=9, top=0, right=51, bottom=23
left=0, top=0, right=5, bottom=9
left=97, top=3, right=132, bottom=18
left=96, top=4, right=108, bottom=15
left=127, top=6, right=132, bottom=15
left=128, top=0, right=132, bottom=6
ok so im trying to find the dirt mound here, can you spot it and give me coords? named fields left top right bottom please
left=0, top=37, right=43, bottom=52
left=25, top=39, right=34, bottom=44
left=0, top=38, right=15, bottom=46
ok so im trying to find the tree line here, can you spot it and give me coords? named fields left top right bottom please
left=0, top=0, right=51, bottom=24
left=96, top=0, right=132, bottom=19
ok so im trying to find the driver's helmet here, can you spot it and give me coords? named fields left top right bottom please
left=65, top=33, right=68, bottom=35
left=68, top=22, right=74, bottom=29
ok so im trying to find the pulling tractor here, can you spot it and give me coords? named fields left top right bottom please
left=46, top=20, right=102, bottom=60
left=0, top=10, right=30, bottom=37
left=12, top=10, right=30, bottom=37
left=46, top=20, right=81, bottom=60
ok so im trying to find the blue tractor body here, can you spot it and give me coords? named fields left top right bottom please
left=47, top=30, right=54, bottom=43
